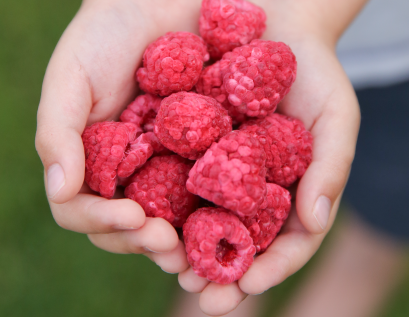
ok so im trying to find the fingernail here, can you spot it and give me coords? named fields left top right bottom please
left=143, top=246, right=162, bottom=254
left=161, top=268, right=176, bottom=274
left=252, top=291, right=265, bottom=295
left=313, top=195, right=331, bottom=230
left=46, top=163, right=65, bottom=199
left=113, top=225, right=136, bottom=231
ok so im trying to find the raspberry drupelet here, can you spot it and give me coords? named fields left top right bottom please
left=220, top=40, right=297, bottom=118
left=199, top=0, right=266, bottom=60
left=196, top=61, right=247, bottom=124
left=154, top=91, right=233, bottom=160
left=241, top=183, right=291, bottom=253
left=82, top=122, right=154, bottom=198
left=186, top=130, right=267, bottom=218
left=183, top=207, right=256, bottom=284
left=120, top=94, right=162, bottom=133
left=136, top=32, right=210, bottom=96
left=125, top=155, right=198, bottom=227
left=240, top=113, right=313, bottom=187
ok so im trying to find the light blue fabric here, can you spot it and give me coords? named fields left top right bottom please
left=337, top=0, right=409, bottom=88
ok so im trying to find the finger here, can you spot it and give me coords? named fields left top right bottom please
left=35, top=2, right=146, bottom=204
left=88, top=217, right=179, bottom=254
left=145, top=240, right=189, bottom=274
left=178, top=267, right=210, bottom=293
left=296, top=88, right=360, bottom=234
left=239, top=197, right=341, bottom=295
left=35, top=43, right=92, bottom=204
left=199, top=282, right=247, bottom=316
left=50, top=194, right=145, bottom=234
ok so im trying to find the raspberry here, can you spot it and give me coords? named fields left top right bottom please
left=220, top=40, right=297, bottom=117
left=124, top=155, right=199, bottom=227
left=154, top=91, right=233, bottom=160
left=196, top=61, right=247, bottom=124
left=120, top=94, right=162, bottom=133
left=241, top=183, right=291, bottom=253
left=186, top=130, right=267, bottom=218
left=143, top=131, right=171, bottom=155
left=117, top=132, right=172, bottom=188
left=199, top=0, right=266, bottom=60
left=183, top=207, right=256, bottom=284
left=136, top=32, right=210, bottom=96
left=240, top=113, right=313, bottom=187
left=116, top=133, right=154, bottom=178
left=82, top=122, right=154, bottom=198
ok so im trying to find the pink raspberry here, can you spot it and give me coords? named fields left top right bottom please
left=196, top=61, right=247, bottom=124
left=199, top=0, right=266, bottom=60
left=183, top=207, right=256, bottom=284
left=240, top=113, right=313, bottom=187
left=154, top=92, right=233, bottom=160
left=82, top=122, right=154, bottom=198
left=220, top=40, right=297, bottom=117
left=125, top=155, right=199, bottom=227
left=186, top=130, right=267, bottom=218
left=143, top=132, right=171, bottom=156
left=136, top=32, right=210, bottom=96
left=241, top=183, right=291, bottom=253
left=120, top=94, right=162, bottom=133
left=116, top=132, right=172, bottom=187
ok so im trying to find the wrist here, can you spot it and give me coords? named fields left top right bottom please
left=261, top=1, right=339, bottom=50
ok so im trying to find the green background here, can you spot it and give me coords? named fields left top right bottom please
left=0, top=1, right=408, bottom=316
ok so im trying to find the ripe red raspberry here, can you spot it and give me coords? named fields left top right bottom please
left=117, top=132, right=172, bottom=188
left=143, top=132, right=171, bottom=155
left=186, top=130, right=267, bottom=218
left=125, top=155, right=199, bottom=227
left=199, top=0, right=266, bottom=60
left=240, top=113, right=313, bottom=187
left=136, top=32, right=210, bottom=96
left=154, top=92, right=233, bottom=160
left=120, top=94, right=162, bottom=133
left=82, top=122, right=154, bottom=198
left=183, top=207, right=256, bottom=284
left=241, top=183, right=291, bottom=253
left=196, top=61, right=247, bottom=124
left=220, top=40, right=297, bottom=118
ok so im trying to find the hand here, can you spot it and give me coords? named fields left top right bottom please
left=35, top=0, right=203, bottom=272
left=177, top=2, right=360, bottom=315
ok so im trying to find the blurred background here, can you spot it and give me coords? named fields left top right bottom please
left=0, top=1, right=408, bottom=316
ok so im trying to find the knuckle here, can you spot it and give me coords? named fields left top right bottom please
left=34, top=129, right=50, bottom=156
left=52, top=212, right=70, bottom=230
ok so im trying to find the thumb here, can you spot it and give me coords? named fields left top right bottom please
left=35, top=51, right=91, bottom=204
left=296, top=95, right=360, bottom=234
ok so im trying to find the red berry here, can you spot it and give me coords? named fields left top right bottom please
left=120, top=94, right=162, bottom=133
left=154, top=91, right=232, bottom=160
left=125, top=155, right=198, bottom=227
left=220, top=40, right=297, bottom=118
left=196, top=61, right=247, bottom=124
left=240, top=113, right=313, bottom=187
left=241, top=183, right=291, bottom=253
left=82, top=122, right=154, bottom=198
left=183, top=207, right=256, bottom=284
left=199, top=0, right=266, bottom=59
left=136, top=32, right=209, bottom=96
left=186, top=130, right=267, bottom=218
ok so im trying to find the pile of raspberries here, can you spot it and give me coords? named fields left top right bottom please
left=82, top=0, right=313, bottom=285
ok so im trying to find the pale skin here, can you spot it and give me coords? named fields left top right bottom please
left=35, top=0, right=366, bottom=315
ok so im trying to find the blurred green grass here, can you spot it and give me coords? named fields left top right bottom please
left=0, top=1, right=408, bottom=316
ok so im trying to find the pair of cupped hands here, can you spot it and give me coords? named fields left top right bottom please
left=35, top=0, right=360, bottom=315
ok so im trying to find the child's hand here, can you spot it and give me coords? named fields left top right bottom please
left=177, top=1, right=361, bottom=315
left=35, top=0, right=202, bottom=272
